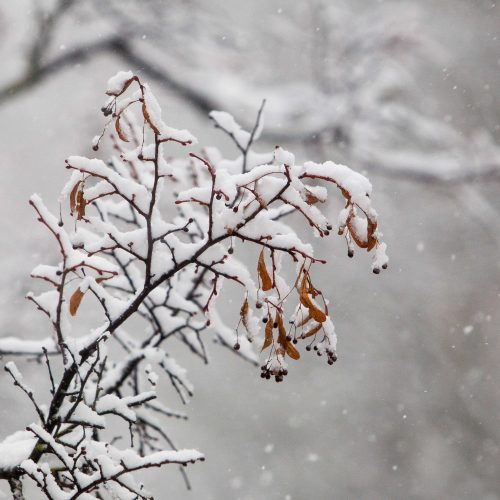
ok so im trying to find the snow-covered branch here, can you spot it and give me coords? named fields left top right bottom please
left=0, top=72, right=387, bottom=497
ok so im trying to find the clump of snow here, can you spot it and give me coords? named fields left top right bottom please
left=463, top=325, right=474, bottom=335
left=0, top=431, right=36, bottom=469
left=209, top=111, right=251, bottom=149
left=106, top=70, right=134, bottom=96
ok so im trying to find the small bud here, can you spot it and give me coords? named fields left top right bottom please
left=324, top=230, right=330, bottom=236
left=262, top=317, right=268, bottom=323
left=372, top=267, right=381, bottom=275
left=216, top=194, right=222, bottom=200
left=256, top=302, right=263, bottom=309
left=348, top=249, right=354, bottom=258
left=228, top=247, right=234, bottom=254
left=233, top=206, right=238, bottom=213
left=306, top=345, right=311, bottom=351
left=326, top=224, right=333, bottom=231
left=382, top=263, right=388, bottom=270
left=234, top=342, right=240, bottom=351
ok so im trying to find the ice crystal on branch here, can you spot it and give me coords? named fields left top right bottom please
left=0, top=72, right=387, bottom=498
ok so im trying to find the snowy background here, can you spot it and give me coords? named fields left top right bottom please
left=0, top=0, right=499, bottom=498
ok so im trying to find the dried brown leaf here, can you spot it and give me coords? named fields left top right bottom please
left=240, top=298, right=253, bottom=340
left=299, top=271, right=327, bottom=323
left=115, top=115, right=129, bottom=142
left=69, top=181, right=82, bottom=215
left=292, top=262, right=305, bottom=290
left=301, top=322, right=322, bottom=339
left=274, top=312, right=300, bottom=360
left=69, top=288, right=85, bottom=316
left=304, top=189, right=320, bottom=205
left=284, top=340, right=300, bottom=360
left=142, top=102, right=160, bottom=135
left=258, top=249, right=273, bottom=291
left=347, top=213, right=377, bottom=251
left=240, top=298, right=249, bottom=318
left=309, top=305, right=327, bottom=323
left=276, top=312, right=287, bottom=345
left=367, top=219, right=377, bottom=251
left=261, top=316, right=273, bottom=352
left=299, top=272, right=314, bottom=309
left=76, top=190, right=86, bottom=220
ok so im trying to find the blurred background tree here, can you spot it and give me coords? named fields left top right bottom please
left=0, top=1, right=499, bottom=499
